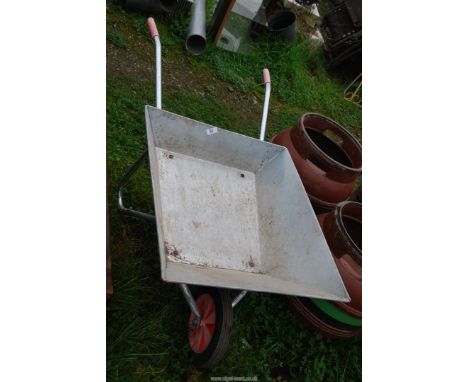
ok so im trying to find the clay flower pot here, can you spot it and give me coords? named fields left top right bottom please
left=272, top=113, right=362, bottom=211
left=319, top=201, right=362, bottom=318
left=287, top=296, right=361, bottom=338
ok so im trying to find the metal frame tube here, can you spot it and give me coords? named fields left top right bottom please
left=232, top=290, right=248, bottom=308
left=259, top=69, right=271, bottom=142
left=117, top=150, right=156, bottom=222
left=117, top=19, right=164, bottom=223
left=147, top=17, right=162, bottom=108
left=155, top=36, right=162, bottom=109
left=232, top=69, right=272, bottom=309
left=180, top=284, right=201, bottom=326
left=147, top=19, right=202, bottom=325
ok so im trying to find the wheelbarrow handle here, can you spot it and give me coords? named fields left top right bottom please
left=147, top=17, right=159, bottom=38
left=232, top=70, right=272, bottom=309
left=147, top=17, right=162, bottom=109
left=259, top=68, right=271, bottom=142
left=263, top=68, right=271, bottom=84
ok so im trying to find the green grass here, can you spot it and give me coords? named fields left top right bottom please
left=166, top=8, right=361, bottom=138
left=107, top=2, right=361, bottom=380
left=107, top=30, right=128, bottom=48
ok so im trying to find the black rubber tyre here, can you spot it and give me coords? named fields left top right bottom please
left=189, top=287, right=233, bottom=369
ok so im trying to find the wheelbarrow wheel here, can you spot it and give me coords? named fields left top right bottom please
left=188, top=287, right=233, bottom=369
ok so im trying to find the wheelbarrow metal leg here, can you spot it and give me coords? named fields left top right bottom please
left=231, top=290, right=247, bottom=308
left=180, top=283, right=201, bottom=326
left=117, top=150, right=156, bottom=222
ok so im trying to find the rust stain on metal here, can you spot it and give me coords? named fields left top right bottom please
left=164, top=241, right=181, bottom=259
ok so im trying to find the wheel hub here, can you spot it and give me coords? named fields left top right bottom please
left=189, top=293, right=216, bottom=353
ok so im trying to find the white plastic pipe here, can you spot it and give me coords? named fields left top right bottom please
left=260, top=69, right=271, bottom=141
left=147, top=17, right=162, bottom=109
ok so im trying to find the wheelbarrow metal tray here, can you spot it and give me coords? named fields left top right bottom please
left=145, top=106, right=349, bottom=302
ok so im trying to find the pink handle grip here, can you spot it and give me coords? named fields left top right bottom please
left=263, top=68, right=271, bottom=84
left=147, top=17, right=159, bottom=38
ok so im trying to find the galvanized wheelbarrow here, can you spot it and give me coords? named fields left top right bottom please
left=117, top=18, right=349, bottom=368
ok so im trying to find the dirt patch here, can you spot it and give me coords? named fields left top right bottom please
left=107, top=40, right=153, bottom=79
left=107, top=37, right=275, bottom=127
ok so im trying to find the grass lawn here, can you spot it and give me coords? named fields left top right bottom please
left=107, top=1, right=362, bottom=381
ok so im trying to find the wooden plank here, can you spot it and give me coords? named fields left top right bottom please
left=213, top=0, right=237, bottom=44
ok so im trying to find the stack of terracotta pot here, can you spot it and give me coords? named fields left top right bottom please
left=272, top=113, right=362, bottom=338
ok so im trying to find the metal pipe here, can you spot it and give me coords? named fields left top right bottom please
left=155, top=37, right=162, bottom=109
left=230, top=70, right=273, bottom=310
left=230, top=69, right=273, bottom=309
left=185, top=0, right=207, bottom=55
left=232, top=290, right=248, bottom=308
left=147, top=19, right=202, bottom=327
left=147, top=18, right=162, bottom=109
left=116, top=18, right=164, bottom=224
left=180, top=284, right=201, bottom=326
